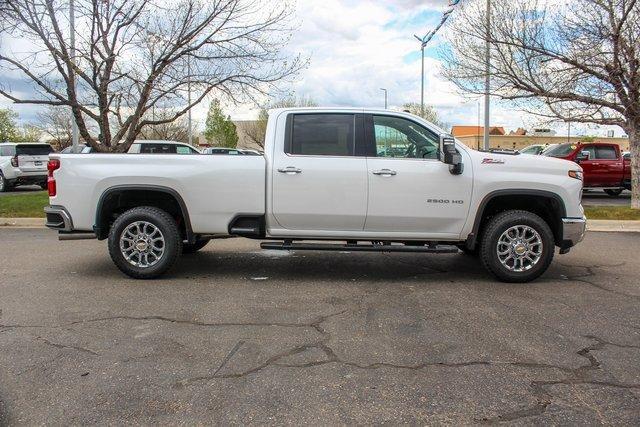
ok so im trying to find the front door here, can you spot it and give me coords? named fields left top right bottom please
left=364, top=114, right=472, bottom=237
left=271, top=113, right=368, bottom=231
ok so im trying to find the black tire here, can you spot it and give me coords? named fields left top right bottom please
left=480, top=210, right=554, bottom=283
left=108, top=206, right=182, bottom=279
left=0, top=172, right=11, bottom=192
left=183, top=237, right=210, bottom=254
left=604, top=188, right=623, bottom=197
left=40, top=182, right=48, bottom=190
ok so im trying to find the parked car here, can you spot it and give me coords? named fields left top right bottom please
left=0, top=142, right=53, bottom=192
left=60, top=141, right=200, bottom=155
left=543, top=142, right=631, bottom=196
left=202, top=147, right=261, bottom=155
left=60, top=144, right=93, bottom=154
left=44, top=108, right=586, bottom=283
left=519, top=144, right=547, bottom=155
left=128, top=140, right=200, bottom=154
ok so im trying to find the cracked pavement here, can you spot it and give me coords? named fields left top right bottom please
left=0, top=229, right=639, bottom=424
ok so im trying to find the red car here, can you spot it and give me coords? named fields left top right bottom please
left=543, top=142, right=631, bottom=196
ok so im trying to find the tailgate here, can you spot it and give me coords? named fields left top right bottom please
left=17, top=154, right=49, bottom=172
left=15, top=144, right=53, bottom=173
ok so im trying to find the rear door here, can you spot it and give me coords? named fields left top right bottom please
left=594, top=144, right=623, bottom=186
left=15, top=144, right=52, bottom=173
left=364, top=114, right=472, bottom=236
left=271, top=113, right=368, bottom=231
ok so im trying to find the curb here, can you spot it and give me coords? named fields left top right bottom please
left=586, top=220, right=640, bottom=233
left=1, top=217, right=640, bottom=232
left=0, top=217, right=45, bottom=228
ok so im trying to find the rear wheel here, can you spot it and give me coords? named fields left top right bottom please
left=108, top=206, right=182, bottom=279
left=183, top=237, right=211, bottom=254
left=604, top=188, right=623, bottom=197
left=480, top=210, right=554, bottom=283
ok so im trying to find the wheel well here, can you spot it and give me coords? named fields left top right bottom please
left=95, top=188, right=192, bottom=241
left=469, top=193, right=565, bottom=249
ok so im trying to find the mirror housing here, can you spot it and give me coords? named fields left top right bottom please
left=575, top=150, right=590, bottom=162
left=439, top=134, right=463, bottom=175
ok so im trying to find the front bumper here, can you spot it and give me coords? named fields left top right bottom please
left=44, top=205, right=73, bottom=231
left=559, top=216, right=586, bottom=254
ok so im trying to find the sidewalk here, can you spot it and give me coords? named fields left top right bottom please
left=1, top=217, right=639, bottom=232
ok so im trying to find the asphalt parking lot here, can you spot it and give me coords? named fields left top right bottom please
left=1, top=229, right=639, bottom=424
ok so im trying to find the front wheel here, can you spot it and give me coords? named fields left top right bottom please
left=0, top=172, right=11, bottom=192
left=480, top=210, right=555, bottom=283
left=604, top=188, right=623, bottom=197
left=108, top=206, right=182, bottom=279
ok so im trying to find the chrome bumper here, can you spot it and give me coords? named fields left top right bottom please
left=560, top=216, right=586, bottom=253
left=44, top=206, right=73, bottom=231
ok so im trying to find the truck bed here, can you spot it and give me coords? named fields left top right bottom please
left=49, top=153, right=266, bottom=234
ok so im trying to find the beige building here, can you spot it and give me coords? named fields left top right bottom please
left=456, top=134, right=630, bottom=151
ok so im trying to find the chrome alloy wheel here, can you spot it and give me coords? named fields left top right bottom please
left=496, top=225, right=543, bottom=272
left=119, top=221, right=165, bottom=268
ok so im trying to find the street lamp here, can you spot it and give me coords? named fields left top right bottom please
left=380, top=88, right=388, bottom=109
left=69, top=0, right=79, bottom=153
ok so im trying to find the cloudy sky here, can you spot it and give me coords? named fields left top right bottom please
left=0, top=0, right=619, bottom=137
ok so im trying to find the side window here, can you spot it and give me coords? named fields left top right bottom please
left=595, top=146, right=617, bottom=160
left=140, top=144, right=176, bottom=154
left=581, top=145, right=596, bottom=159
left=176, top=145, right=195, bottom=155
left=372, top=115, right=439, bottom=159
left=0, top=146, right=15, bottom=156
left=129, top=143, right=141, bottom=154
left=288, top=114, right=355, bottom=156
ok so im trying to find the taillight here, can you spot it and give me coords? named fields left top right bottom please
left=47, top=159, right=60, bottom=197
left=10, top=155, right=18, bottom=167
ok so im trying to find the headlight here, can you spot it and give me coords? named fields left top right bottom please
left=568, top=170, right=583, bottom=181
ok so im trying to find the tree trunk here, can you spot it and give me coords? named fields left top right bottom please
left=630, top=125, right=640, bottom=210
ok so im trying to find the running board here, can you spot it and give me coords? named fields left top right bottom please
left=260, top=241, right=459, bottom=253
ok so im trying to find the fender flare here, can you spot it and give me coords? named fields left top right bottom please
left=94, top=184, right=193, bottom=241
left=466, top=189, right=567, bottom=249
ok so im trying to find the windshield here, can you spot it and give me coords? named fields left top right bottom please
left=543, top=143, right=576, bottom=157
left=16, top=144, right=53, bottom=156
left=520, top=145, right=541, bottom=154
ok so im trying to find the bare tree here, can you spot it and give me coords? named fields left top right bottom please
left=442, top=0, right=640, bottom=208
left=244, top=95, right=316, bottom=148
left=0, top=0, right=303, bottom=153
left=36, top=106, right=73, bottom=149
left=139, top=109, right=194, bottom=143
left=403, top=102, right=448, bottom=131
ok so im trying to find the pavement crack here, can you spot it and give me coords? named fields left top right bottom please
left=558, top=262, right=638, bottom=299
left=36, top=336, right=99, bottom=356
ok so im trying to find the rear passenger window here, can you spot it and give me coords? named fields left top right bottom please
left=595, top=146, right=617, bottom=160
left=0, top=145, right=15, bottom=156
left=140, top=144, right=176, bottom=154
left=288, top=114, right=355, bottom=156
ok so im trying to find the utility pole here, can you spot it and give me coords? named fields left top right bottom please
left=187, top=56, right=192, bottom=146
left=70, top=0, right=79, bottom=153
left=420, top=45, right=425, bottom=115
left=483, top=0, right=491, bottom=150
left=380, top=88, right=387, bottom=109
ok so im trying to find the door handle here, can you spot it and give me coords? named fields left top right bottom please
left=372, top=169, right=397, bottom=176
left=277, top=166, right=302, bottom=174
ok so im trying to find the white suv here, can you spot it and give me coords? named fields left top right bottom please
left=0, top=142, right=54, bottom=192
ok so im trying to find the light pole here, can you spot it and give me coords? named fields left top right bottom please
left=70, top=0, right=79, bottom=153
left=380, top=88, right=387, bottom=109
left=483, top=0, right=491, bottom=151
left=187, top=56, right=192, bottom=146
left=420, top=44, right=425, bottom=115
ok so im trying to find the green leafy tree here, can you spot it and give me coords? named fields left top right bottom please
left=204, top=100, right=238, bottom=148
left=0, top=108, right=18, bottom=141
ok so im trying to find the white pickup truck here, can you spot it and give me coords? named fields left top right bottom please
left=45, top=108, right=586, bottom=282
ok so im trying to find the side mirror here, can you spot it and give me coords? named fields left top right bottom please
left=439, top=134, right=463, bottom=175
left=576, top=150, right=590, bottom=162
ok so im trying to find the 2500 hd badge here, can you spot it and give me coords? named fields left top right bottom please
left=427, top=199, right=464, bottom=204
